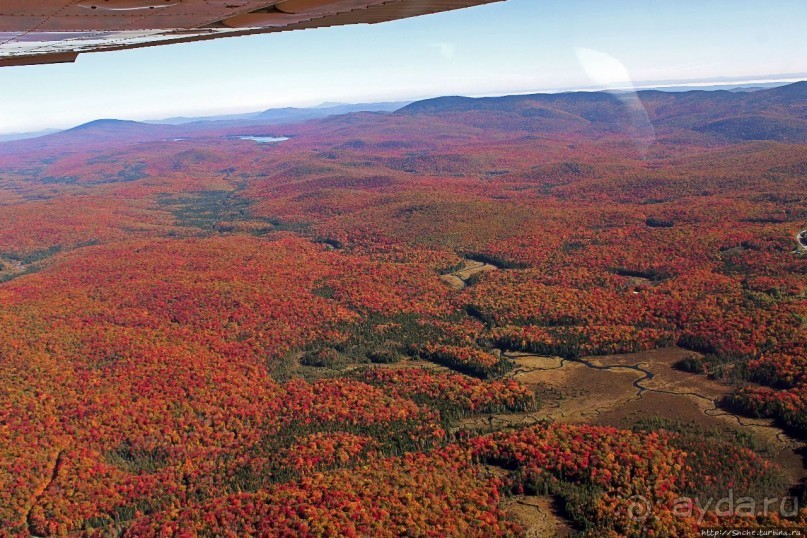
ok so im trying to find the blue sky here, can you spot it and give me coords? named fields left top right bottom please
left=1, top=0, right=806, bottom=133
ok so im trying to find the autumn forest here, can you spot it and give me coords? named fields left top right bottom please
left=0, top=82, right=805, bottom=536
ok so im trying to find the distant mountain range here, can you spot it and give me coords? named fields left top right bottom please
left=398, top=81, right=807, bottom=143
left=0, top=128, right=61, bottom=143
left=4, top=79, right=805, bottom=143
left=2, top=82, right=806, bottom=151
left=0, top=101, right=411, bottom=143
left=144, top=101, right=410, bottom=126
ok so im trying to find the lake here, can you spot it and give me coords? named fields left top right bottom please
left=235, top=136, right=290, bottom=144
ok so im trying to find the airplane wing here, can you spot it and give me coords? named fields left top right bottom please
left=0, top=0, right=503, bottom=67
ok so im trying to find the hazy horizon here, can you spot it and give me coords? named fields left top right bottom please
left=1, top=75, right=804, bottom=137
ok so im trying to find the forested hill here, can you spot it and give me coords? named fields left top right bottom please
left=398, top=81, right=807, bottom=141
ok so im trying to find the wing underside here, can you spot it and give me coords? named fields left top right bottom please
left=0, top=0, right=502, bottom=67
